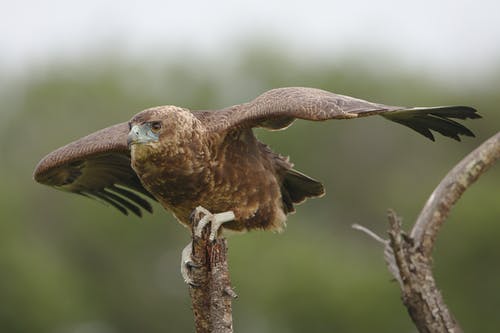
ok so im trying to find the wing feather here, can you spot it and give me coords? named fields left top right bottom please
left=195, top=87, right=479, bottom=141
left=33, top=122, right=156, bottom=216
left=108, top=185, right=153, bottom=213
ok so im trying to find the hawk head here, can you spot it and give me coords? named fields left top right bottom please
left=129, top=105, right=199, bottom=143
left=127, top=105, right=204, bottom=164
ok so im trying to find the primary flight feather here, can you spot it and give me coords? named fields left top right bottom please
left=34, top=87, right=480, bottom=232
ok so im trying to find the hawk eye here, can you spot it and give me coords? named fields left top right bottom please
left=150, top=121, right=162, bottom=133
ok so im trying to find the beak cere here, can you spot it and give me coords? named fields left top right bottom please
left=127, top=125, right=142, bottom=148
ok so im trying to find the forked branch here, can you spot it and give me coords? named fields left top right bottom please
left=411, top=132, right=500, bottom=255
left=355, top=132, right=500, bottom=333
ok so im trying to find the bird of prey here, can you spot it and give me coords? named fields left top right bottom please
left=34, top=87, right=479, bottom=280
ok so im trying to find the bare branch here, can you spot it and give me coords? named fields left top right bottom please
left=188, top=208, right=235, bottom=333
left=386, top=132, right=499, bottom=332
left=387, top=210, right=462, bottom=333
left=357, top=132, right=499, bottom=332
left=352, top=223, right=388, bottom=245
left=411, top=132, right=500, bottom=256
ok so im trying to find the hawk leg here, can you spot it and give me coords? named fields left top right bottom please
left=193, top=206, right=235, bottom=241
left=181, top=241, right=197, bottom=285
left=181, top=206, right=235, bottom=284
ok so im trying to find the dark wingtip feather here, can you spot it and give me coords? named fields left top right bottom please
left=110, top=185, right=154, bottom=214
left=384, top=105, right=480, bottom=141
left=102, top=189, right=143, bottom=217
left=429, top=106, right=481, bottom=120
left=79, top=186, right=154, bottom=217
left=388, top=117, right=436, bottom=141
left=90, top=191, right=129, bottom=216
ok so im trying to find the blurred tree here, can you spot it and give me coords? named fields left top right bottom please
left=0, top=47, right=498, bottom=333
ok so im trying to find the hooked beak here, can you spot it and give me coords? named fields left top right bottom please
left=127, top=124, right=160, bottom=149
left=127, top=125, right=146, bottom=148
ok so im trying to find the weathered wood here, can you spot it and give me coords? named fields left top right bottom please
left=388, top=132, right=499, bottom=332
left=355, top=132, right=500, bottom=332
left=188, top=208, right=236, bottom=333
left=411, top=132, right=500, bottom=256
left=387, top=210, right=462, bottom=333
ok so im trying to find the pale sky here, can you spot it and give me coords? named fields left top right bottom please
left=1, top=0, right=500, bottom=78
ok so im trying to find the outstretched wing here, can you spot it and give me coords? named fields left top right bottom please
left=33, top=122, right=156, bottom=217
left=196, top=87, right=480, bottom=141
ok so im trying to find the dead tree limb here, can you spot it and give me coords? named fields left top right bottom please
left=188, top=208, right=237, bottom=333
left=355, top=131, right=500, bottom=333
left=411, top=132, right=500, bottom=256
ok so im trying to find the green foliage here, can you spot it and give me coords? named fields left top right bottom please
left=0, top=47, right=498, bottom=333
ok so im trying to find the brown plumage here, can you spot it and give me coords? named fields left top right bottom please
left=33, top=87, right=480, bottom=232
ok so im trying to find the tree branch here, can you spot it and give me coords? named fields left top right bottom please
left=386, top=209, right=461, bottom=333
left=188, top=208, right=237, bottom=333
left=354, top=132, right=500, bottom=333
left=411, top=132, right=500, bottom=256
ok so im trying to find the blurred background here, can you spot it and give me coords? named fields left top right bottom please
left=1, top=1, right=499, bottom=332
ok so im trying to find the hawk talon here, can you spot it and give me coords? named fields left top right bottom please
left=185, top=260, right=200, bottom=269
left=208, top=211, right=235, bottom=241
left=192, top=206, right=235, bottom=241
left=188, top=281, right=200, bottom=288
left=181, top=208, right=235, bottom=285
left=194, top=214, right=212, bottom=238
left=181, top=241, right=196, bottom=285
left=194, top=206, right=211, bottom=215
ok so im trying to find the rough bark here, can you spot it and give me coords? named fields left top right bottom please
left=188, top=208, right=236, bottom=333
left=387, top=210, right=462, bottom=333
left=355, top=131, right=500, bottom=332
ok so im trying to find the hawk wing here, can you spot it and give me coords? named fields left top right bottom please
left=196, top=87, right=480, bottom=141
left=33, top=122, right=156, bottom=217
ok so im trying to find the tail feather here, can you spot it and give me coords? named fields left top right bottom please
left=281, top=168, right=324, bottom=213
left=382, top=106, right=480, bottom=141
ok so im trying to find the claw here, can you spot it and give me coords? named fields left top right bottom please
left=181, top=207, right=235, bottom=285
left=192, top=206, right=235, bottom=241
left=181, top=242, right=197, bottom=286
left=208, top=211, right=235, bottom=241
left=194, top=214, right=212, bottom=238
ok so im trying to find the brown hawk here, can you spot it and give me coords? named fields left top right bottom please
left=33, top=87, right=480, bottom=282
